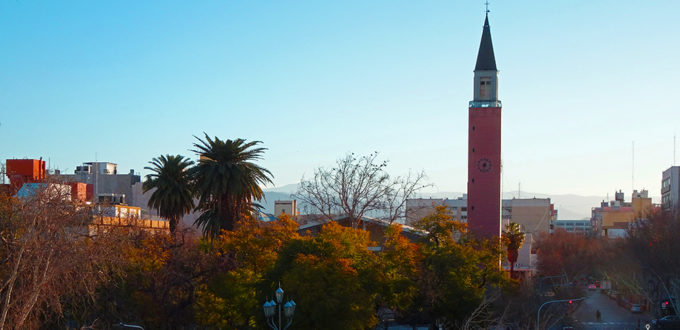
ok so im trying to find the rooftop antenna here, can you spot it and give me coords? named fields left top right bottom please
left=632, top=141, right=635, bottom=192
left=674, top=133, right=677, bottom=166
left=518, top=182, right=521, bottom=199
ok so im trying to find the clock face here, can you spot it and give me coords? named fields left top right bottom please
left=477, top=158, right=492, bottom=172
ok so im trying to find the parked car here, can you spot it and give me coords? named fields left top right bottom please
left=651, top=315, right=680, bottom=329
left=587, top=284, right=596, bottom=290
left=630, top=304, right=642, bottom=313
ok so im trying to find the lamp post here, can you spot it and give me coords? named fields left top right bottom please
left=263, top=284, right=296, bottom=330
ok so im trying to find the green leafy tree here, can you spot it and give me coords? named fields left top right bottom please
left=194, top=214, right=300, bottom=328
left=143, top=154, right=195, bottom=233
left=263, top=222, right=380, bottom=330
left=502, top=222, right=525, bottom=279
left=412, top=206, right=508, bottom=327
left=191, top=134, right=273, bottom=237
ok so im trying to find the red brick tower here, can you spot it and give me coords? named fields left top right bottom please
left=467, top=13, right=501, bottom=239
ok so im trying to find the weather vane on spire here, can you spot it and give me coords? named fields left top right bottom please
left=485, top=0, right=490, bottom=14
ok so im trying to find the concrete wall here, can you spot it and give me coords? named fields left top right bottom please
left=505, top=198, right=554, bottom=241
left=405, top=197, right=467, bottom=225
left=60, top=167, right=140, bottom=203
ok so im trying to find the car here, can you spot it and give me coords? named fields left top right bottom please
left=651, top=315, right=680, bottom=329
left=630, top=304, right=642, bottom=313
left=587, top=284, right=596, bottom=290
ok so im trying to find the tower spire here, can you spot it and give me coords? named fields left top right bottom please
left=475, top=13, right=497, bottom=72
left=485, top=0, right=490, bottom=14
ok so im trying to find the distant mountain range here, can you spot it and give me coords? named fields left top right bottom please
left=261, top=184, right=614, bottom=220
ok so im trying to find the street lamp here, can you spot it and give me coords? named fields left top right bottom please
left=263, top=284, right=296, bottom=330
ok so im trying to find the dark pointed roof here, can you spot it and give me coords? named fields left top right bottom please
left=474, top=14, right=497, bottom=71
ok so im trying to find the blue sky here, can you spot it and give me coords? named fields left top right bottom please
left=1, top=1, right=679, bottom=199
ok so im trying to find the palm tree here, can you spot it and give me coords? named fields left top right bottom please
left=143, top=155, right=195, bottom=234
left=502, top=222, right=525, bottom=279
left=191, top=134, right=273, bottom=237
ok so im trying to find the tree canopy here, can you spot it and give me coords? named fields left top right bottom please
left=192, top=134, right=274, bottom=236
left=143, top=154, right=195, bottom=233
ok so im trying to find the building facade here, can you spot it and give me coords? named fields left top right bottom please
left=661, top=166, right=680, bottom=214
left=467, top=13, right=502, bottom=239
left=59, top=162, right=141, bottom=204
left=553, top=220, right=591, bottom=235
left=274, top=200, right=299, bottom=217
left=405, top=195, right=468, bottom=225
left=591, top=190, right=652, bottom=237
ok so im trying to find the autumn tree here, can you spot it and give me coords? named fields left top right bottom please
left=90, top=229, right=215, bottom=329
left=534, top=229, right=610, bottom=280
left=377, top=224, right=421, bottom=320
left=624, top=212, right=680, bottom=311
left=0, top=184, right=130, bottom=329
left=295, top=152, right=427, bottom=228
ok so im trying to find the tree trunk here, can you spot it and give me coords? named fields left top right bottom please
left=507, top=249, right=518, bottom=279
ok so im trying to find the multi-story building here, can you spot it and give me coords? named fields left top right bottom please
left=59, top=162, right=141, bottom=204
left=406, top=196, right=555, bottom=234
left=553, top=220, right=591, bottom=235
left=406, top=195, right=555, bottom=275
left=591, top=190, right=652, bottom=238
left=405, top=195, right=468, bottom=225
left=502, top=198, right=556, bottom=240
left=661, top=166, right=680, bottom=214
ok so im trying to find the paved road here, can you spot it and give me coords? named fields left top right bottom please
left=571, top=290, right=653, bottom=330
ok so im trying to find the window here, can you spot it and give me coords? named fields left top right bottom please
left=480, top=78, right=492, bottom=98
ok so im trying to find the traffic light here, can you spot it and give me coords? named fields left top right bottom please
left=568, top=300, right=573, bottom=304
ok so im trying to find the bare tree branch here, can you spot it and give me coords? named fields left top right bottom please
left=294, top=152, right=429, bottom=228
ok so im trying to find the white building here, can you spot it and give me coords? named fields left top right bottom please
left=405, top=195, right=468, bottom=225
left=274, top=200, right=298, bottom=217
left=553, top=220, right=591, bottom=235
left=59, top=162, right=141, bottom=204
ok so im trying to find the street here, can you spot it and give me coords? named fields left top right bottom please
left=571, top=290, right=653, bottom=330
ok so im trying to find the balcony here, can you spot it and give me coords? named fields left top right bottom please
left=469, top=100, right=502, bottom=108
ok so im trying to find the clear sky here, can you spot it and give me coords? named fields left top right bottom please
left=1, top=1, right=679, bottom=199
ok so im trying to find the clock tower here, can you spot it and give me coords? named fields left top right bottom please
left=467, top=13, right=502, bottom=239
